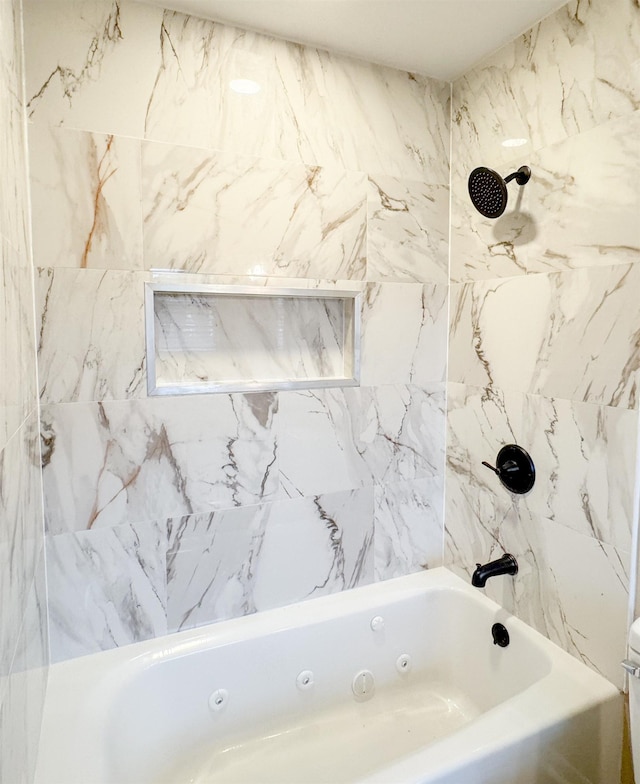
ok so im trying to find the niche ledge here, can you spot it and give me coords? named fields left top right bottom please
left=145, top=282, right=362, bottom=396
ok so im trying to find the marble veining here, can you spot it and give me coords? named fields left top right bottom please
left=449, top=263, right=640, bottom=408
left=278, top=384, right=446, bottom=498
left=374, top=477, right=444, bottom=580
left=37, top=267, right=147, bottom=404
left=40, top=393, right=279, bottom=534
left=29, top=126, right=143, bottom=270
left=446, top=383, right=637, bottom=552
left=46, top=520, right=167, bottom=662
left=142, top=142, right=366, bottom=279
left=166, top=488, right=373, bottom=632
left=360, top=282, right=448, bottom=387
left=451, top=112, right=640, bottom=282
left=452, top=0, right=640, bottom=174
left=367, top=176, right=449, bottom=284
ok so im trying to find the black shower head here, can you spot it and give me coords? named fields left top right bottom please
left=468, top=165, right=531, bottom=218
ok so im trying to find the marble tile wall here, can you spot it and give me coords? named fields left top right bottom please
left=0, top=0, right=48, bottom=781
left=447, top=0, right=640, bottom=688
left=23, top=0, right=450, bottom=661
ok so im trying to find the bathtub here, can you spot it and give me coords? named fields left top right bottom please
left=35, top=568, right=621, bottom=784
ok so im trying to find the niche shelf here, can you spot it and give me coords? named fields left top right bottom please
left=145, top=282, right=362, bottom=396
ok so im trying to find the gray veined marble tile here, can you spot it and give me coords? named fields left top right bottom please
left=452, top=0, right=640, bottom=174
left=41, top=392, right=279, bottom=534
left=36, top=267, right=147, bottom=404
left=360, top=282, right=448, bottom=387
left=29, top=126, right=143, bottom=270
left=142, top=141, right=367, bottom=279
left=444, top=498, right=630, bottom=688
left=449, top=263, right=640, bottom=408
left=24, top=0, right=163, bottom=138
left=46, top=520, right=167, bottom=662
left=166, top=489, right=374, bottom=632
left=446, top=383, right=637, bottom=551
left=450, top=112, right=640, bottom=283
left=251, top=489, right=374, bottom=613
left=278, top=384, right=446, bottom=498
left=374, top=477, right=444, bottom=581
left=143, top=9, right=450, bottom=178
left=367, top=176, right=449, bottom=284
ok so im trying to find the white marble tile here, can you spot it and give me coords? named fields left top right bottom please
left=29, top=125, right=143, bottom=270
left=452, top=0, right=640, bottom=175
left=271, top=44, right=450, bottom=179
left=446, top=383, right=637, bottom=551
left=46, top=521, right=167, bottom=662
left=142, top=141, right=366, bottom=279
left=144, top=10, right=450, bottom=178
left=167, top=488, right=374, bottom=631
left=360, top=282, right=448, bottom=387
left=37, top=267, right=146, bottom=403
left=451, top=113, right=640, bottom=282
left=374, top=477, right=444, bottom=580
left=24, top=0, right=163, bottom=137
left=445, top=492, right=630, bottom=687
left=41, top=392, right=279, bottom=534
left=278, top=384, right=446, bottom=498
left=367, top=177, right=449, bottom=284
left=166, top=505, right=270, bottom=632
left=449, top=263, right=640, bottom=408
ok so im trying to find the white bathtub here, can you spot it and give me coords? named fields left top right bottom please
left=35, top=568, right=622, bottom=784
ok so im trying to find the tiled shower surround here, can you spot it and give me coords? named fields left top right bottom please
left=25, top=0, right=450, bottom=662
left=20, top=0, right=640, bottom=703
left=446, top=0, right=640, bottom=687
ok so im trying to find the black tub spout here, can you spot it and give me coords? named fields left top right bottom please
left=471, top=554, right=518, bottom=588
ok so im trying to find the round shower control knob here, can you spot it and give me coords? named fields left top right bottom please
left=352, top=669, right=375, bottom=699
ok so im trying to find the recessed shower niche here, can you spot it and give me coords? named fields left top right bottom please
left=145, top=282, right=362, bottom=395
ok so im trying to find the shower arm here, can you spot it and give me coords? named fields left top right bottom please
left=503, top=166, right=531, bottom=186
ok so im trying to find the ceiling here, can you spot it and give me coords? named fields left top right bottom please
left=139, top=0, right=568, bottom=81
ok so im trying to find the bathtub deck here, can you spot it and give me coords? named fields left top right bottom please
left=159, top=681, right=479, bottom=784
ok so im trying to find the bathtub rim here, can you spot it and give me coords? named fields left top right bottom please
left=35, top=566, right=622, bottom=784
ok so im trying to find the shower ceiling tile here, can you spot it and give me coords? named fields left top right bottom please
left=29, top=126, right=143, bottom=271
left=449, top=264, right=640, bottom=409
left=366, top=176, right=449, bottom=284
left=141, top=141, right=366, bottom=279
